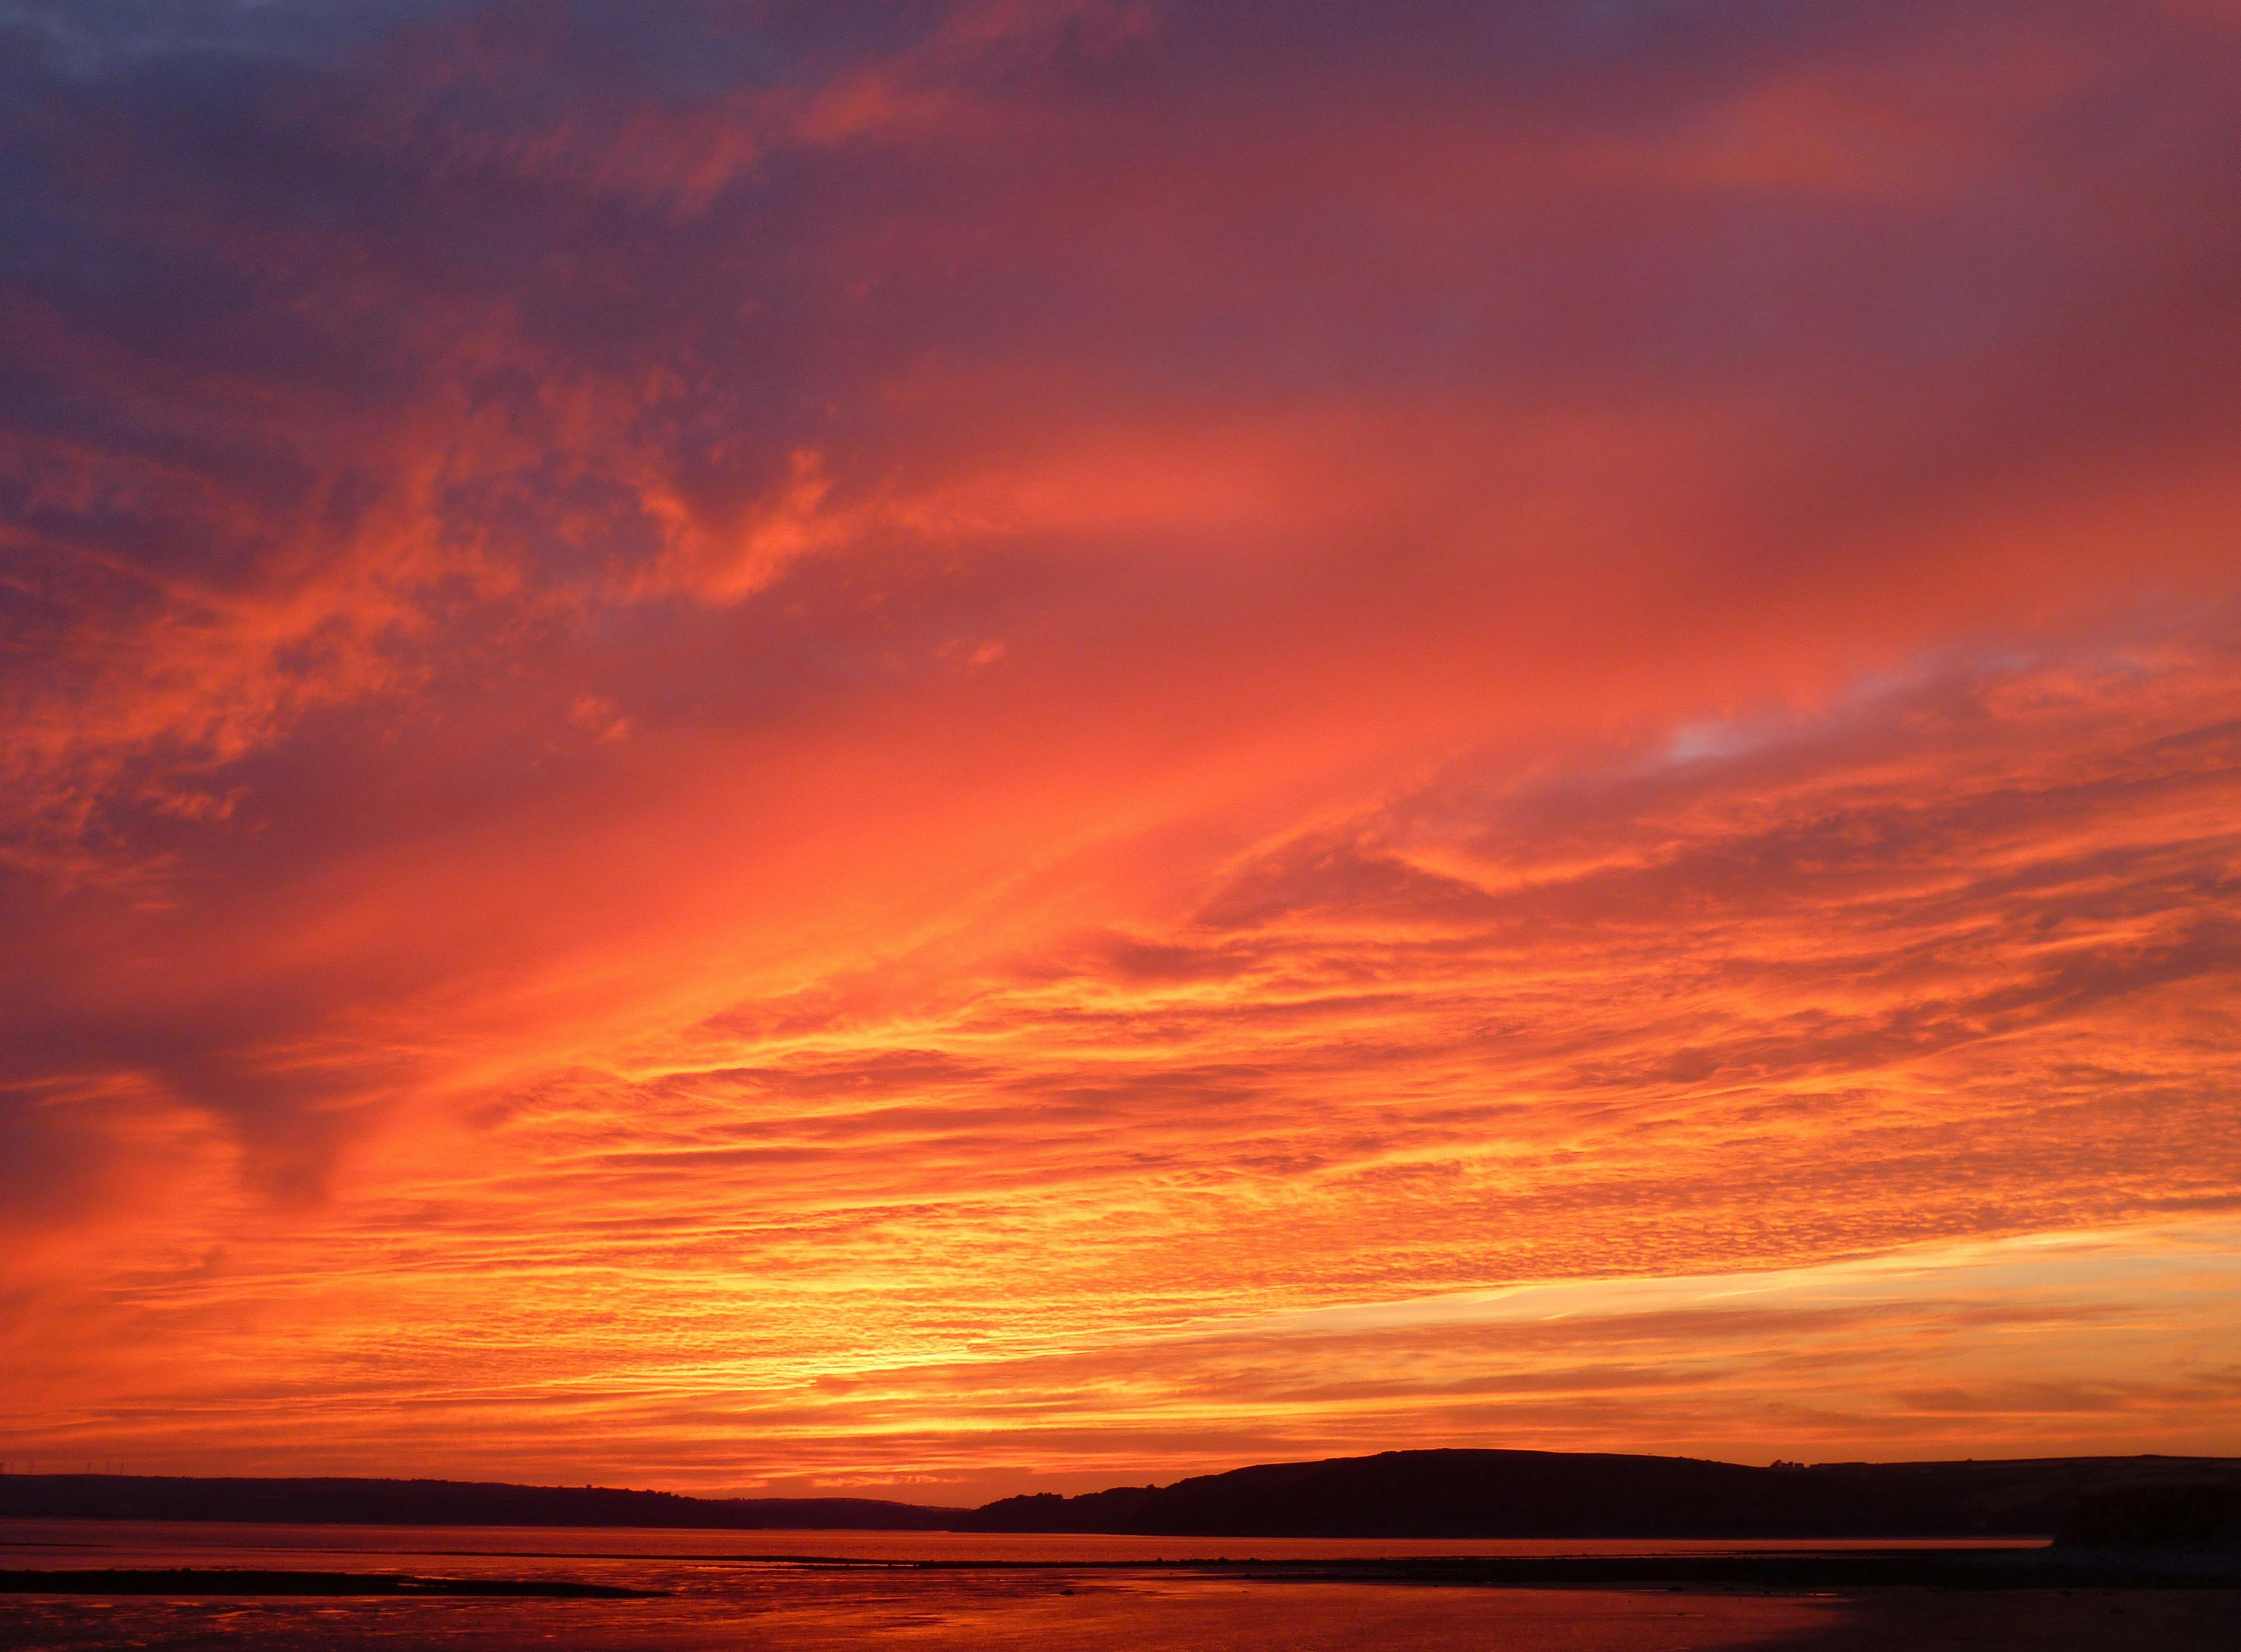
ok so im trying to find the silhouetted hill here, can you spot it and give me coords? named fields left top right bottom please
left=10, top=1451, right=2239, bottom=1538
left=0, top=1474, right=959, bottom=1531
left=2059, top=1482, right=2241, bottom=1550
left=962, top=1450, right=2241, bottom=1538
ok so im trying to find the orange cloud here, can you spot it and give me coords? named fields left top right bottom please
left=2, top=0, right=2238, bottom=1495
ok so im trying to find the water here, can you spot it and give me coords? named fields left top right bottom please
left=0, top=1521, right=2037, bottom=1650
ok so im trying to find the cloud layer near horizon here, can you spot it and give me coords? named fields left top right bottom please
left=3, top=1, right=2238, bottom=1498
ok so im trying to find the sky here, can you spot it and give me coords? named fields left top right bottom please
left=1, top=0, right=2238, bottom=1505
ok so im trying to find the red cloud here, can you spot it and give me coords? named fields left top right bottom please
left=2, top=0, right=2238, bottom=1490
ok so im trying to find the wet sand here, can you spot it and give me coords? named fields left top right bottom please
left=0, top=1568, right=649, bottom=1597
left=2, top=1576, right=2232, bottom=1648
left=1761, top=1587, right=2241, bottom=1650
left=3, top=1521, right=2233, bottom=1649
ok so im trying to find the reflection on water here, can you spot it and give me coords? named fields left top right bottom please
left=0, top=1520, right=1965, bottom=1650
left=0, top=1585, right=1844, bottom=1652
left=0, top=1519, right=2047, bottom=1566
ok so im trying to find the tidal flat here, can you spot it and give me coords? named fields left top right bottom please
left=3, top=1521, right=2236, bottom=1651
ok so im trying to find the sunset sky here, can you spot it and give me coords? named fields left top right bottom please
left=3, top=0, right=2239, bottom=1504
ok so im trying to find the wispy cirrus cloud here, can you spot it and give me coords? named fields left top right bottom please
left=7, top=631, right=2237, bottom=1492
left=2, top=0, right=2238, bottom=1492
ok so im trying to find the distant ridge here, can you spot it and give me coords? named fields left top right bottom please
left=6, top=1451, right=2239, bottom=1538
left=0, top=1474, right=960, bottom=1531
left=960, top=1450, right=2241, bottom=1539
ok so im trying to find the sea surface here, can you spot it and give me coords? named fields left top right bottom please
left=0, top=1521, right=2043, bottom=1651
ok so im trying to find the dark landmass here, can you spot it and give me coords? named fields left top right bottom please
left=2059, top=1482, right=2241, bottom=1550
left=1754, top=1590, right=2241, bottom=1652
left=854, top=1550, right=2239, bottom=1589
left=7, top=1550, right=2236, bottom=1599
left=0, top=1568, right=655, bottom=1597
left=6, top=1450, right=2239, bottom=1540
left=963, top=1449, right=2241, bottom=1538
left=0, top=1474, right=958, bottom=1531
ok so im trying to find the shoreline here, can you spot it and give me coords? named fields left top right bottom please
left=0, top=1568, right=655, bottom=1598
left=5, top=1546, right=2234, bottom=1594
